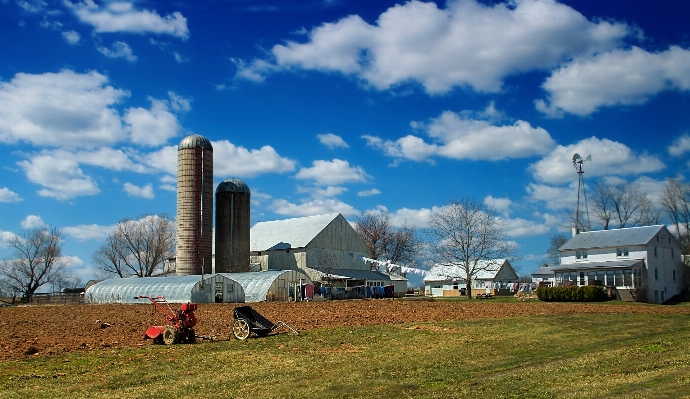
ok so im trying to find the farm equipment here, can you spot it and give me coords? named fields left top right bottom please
left=137, top=296, right=197, bottom=345
left=232, top=305, right=299, bottom=340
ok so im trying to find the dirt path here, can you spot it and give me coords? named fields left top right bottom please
left=1, top=299, right=688, bottom=361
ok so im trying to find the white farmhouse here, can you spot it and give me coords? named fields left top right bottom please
left=534, top=225, right=687, bottom=304
left=423, top=259, right=518, bottom=297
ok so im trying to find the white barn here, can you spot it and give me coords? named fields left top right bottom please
left=423, top=259, right=519, bottom=297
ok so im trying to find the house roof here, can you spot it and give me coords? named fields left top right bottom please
left=423, top=259, right=510, bottom=282
left=559, top=225, right=668, bottom=251
left=250, top=213, right=340, bottom=252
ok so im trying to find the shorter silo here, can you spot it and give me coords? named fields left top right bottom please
left=215, top=178, right=251, bottom=273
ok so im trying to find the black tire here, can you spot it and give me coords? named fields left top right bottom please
left=232, top=318, right=251, bottom=340
left=185, top=329, right=196, bottom=344
left=163, top=326, right=179, bottom=345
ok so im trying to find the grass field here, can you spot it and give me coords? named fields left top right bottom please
left=2, top=311, right=689, bottom=399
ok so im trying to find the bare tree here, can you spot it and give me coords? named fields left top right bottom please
left=355, top=212, right=419, bottom=266
left=660, top=179, right=690, bottom=254
left=0, top=226, right=66, bottom=303
left=546, top=233, right=568, bottom=266
left=590, top=181, right=657, bottom=229
left=426, top=198, right=517, bottom=299
left=318, top=254, right=340, bottom=288
left=92, top=214, right=176, bottom=278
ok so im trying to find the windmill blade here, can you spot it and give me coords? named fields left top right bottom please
left=586, top=154, right=592, bottom=161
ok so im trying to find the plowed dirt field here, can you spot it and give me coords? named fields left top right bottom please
left=1, top=299, right=688, bottom=361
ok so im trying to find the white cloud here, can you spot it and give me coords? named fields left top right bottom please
left=669, top=133, right=690, bottom=157
left=17, top=152, right=100, bottom=200
left=0, top=230, right=19, bottom=249
left=96, top=41, right=137, bottom=61
left=295, top=159, right=369, bottom=185
left=0, top=187, right=22, bottom=203
left=298, top=185, right=348, bottom=199
left=143, top=144, right=177, bottom=175
left=21, top=215, right=46, bottom=229
left=364, top=109, right=554, bottom=162
left=75, top=148, right=148, bottom=172
left=357, top=188, right=381, bottom=197
left=271, top=198, right=358, bottom=217
left=124, top=98, right=180, bottom=146
left=529, top=137, right=665, bottom=185
left=389, top=207, right=435, bottom=228
left=317, top=133, right=349, bottom=149
left=68, top=0, right=189, bottom=39
left=63, top=224, right=114, bottom=241
left=123, top=182, right=154, bottom=199
left=244, top=0, right=628, bottom=94
left=167, top=91, right=191, bottom=112
left=213, top=140, right=296, bottom=178
left=62, top=30, right=81, bottom=44
left=484, top=195, right=512, bottom=216
left=0, top=70, right=129, bottom=148
left=499, top=217, right=549, bottom=238
left=526, top=183, right=576, bottom=211
left=232, top=58, right=280, bottom=83
left=536, top=46, right=690, bottom=117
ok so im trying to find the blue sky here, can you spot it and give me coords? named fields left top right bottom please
left=1, top=0, right=689, bottom=285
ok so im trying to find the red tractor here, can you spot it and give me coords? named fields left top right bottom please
left=137, top=296, right=197, bottom=345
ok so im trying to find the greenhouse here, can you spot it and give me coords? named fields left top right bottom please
left=219, top=270, right=312, bottom=302
left=85, top=274, right=245, bottom=304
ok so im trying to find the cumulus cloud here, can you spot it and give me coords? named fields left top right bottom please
left=96, top=41, right=137, bottom=61
left=63, top=223, right=114, bottom=241
left=17, top=152, right=100, bottom=200
left=357, top=188, right=381, bottom=197
left=529, top=137, right=665, bottom=185
left=0, top=70, right=128, bottom=147
left=271, top=198, right=358, bottom=217
left=364, top=109, right=555, bottom=162
left=298, top=185, right=348, bottom=199
left=536, top=46, right=690, bottom=117
left=238, top=0, right=628, bottom=94
left=526, top=183, right=577, bottom=211
left=0, top=187, right=22, bottom=203
left=295, top=159, right=369, bottom=185
left=668, top=133, right=690, bottom=157
left=317, top=133, right=349, bottom=149
left=68, top=0, right=189, bottom=39
left=484, top=195, right=512, bottom=216
left=62, top=30, right=81, bottom=44
left=74, top=147, right=148, bottom=172
left=21, top=214, right=46, bottom=229
left=213, top=140, right=296, bottom=178
left=124, top=98, right=180, bottom=146
left=498, top=217, right=549, bottom=238
left=0, top=230, right=19, bottom=249
left=123, top=182, right=154, bottom=199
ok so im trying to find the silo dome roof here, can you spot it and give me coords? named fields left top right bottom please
left=178, top=134, right=213, bottom=151
left=216, top=178, right=250, bottom=194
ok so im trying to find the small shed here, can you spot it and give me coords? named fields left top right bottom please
left=85, top=275, right=245, bottom=304
left=424, top=259, right=519, bottom=297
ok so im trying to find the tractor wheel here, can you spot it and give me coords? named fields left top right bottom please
left=185, top=329, right=196, bottom=344
left=153, top=335, right=164, bottom=345
left=232, top=318, right=251, bottom=340
left=163, top=326, right=179, bottom=345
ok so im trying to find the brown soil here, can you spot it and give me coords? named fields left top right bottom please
left=1, top=299, right=688, bottom=361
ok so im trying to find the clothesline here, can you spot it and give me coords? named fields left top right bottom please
left=360, top=256, right=429, bottom=276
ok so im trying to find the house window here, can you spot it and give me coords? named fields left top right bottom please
left=576, top=250, right=588, bottom=259
left=655, top=268, right=658, bottom=280
left=616, top=248, right=629, bottom=257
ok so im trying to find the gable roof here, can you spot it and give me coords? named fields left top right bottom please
left=423, top=259, right=513, bottom=282
left=250, top=213, right=340, bottom=252
left=559, top=225, right=670, bottom=251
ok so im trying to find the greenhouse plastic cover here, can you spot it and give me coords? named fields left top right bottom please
left=85, top=275, right=204, bottom=304
left=219, top=271, right=293, bottom=302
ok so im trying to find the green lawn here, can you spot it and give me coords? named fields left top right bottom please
left=2, top=313, right=689, bottom=399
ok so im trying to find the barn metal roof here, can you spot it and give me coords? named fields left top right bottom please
left=250, top=213, right=340, bottom=251
left=559, top=225, right=667, bottom=251
left=328, top=269, right=391, bottom=281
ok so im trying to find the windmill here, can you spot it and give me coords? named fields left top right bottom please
left=572, top=153, right=592, bottom=235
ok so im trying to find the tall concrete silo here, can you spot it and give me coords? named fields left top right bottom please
left=176, top=134, right=213, bottom=276
left=215, top=178, right=251, bottom=273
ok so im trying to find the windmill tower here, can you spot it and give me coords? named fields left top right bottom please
left=572, top=153, right=591, bottom=236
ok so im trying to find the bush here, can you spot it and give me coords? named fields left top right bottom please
left=536, top=285, right=606, bottom=302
